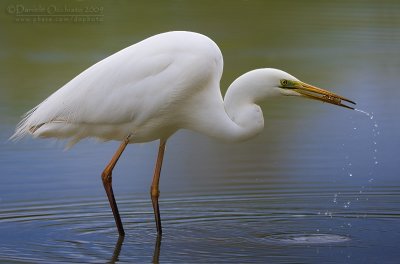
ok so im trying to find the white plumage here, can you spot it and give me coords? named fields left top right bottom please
left=11, top=31, right=355, bottom=235
left=12, top=32, right=225, bottom=146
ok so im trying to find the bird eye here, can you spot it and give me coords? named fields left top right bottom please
left=280, top=79, right=288, bottom=87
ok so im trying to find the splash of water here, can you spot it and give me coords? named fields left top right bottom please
left=323, top=108, right=380, bottom=231
left=354, top=108, right=372, bottom=117
left=354, top=108, right=380, bottom=168
left=263, top=233, right=350, bottom=244
left=343, top=109, right=379, bottom=208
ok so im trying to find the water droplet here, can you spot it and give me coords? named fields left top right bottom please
left=355, top=109, right=370, bottom=116
left=333, top=193, right=338, bottom=203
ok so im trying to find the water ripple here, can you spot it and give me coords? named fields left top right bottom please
left=261, top=233, right=351, bottom=244
left=1, top=191, right=399, bottom=227
left=1, top=191, right=399, bottom=263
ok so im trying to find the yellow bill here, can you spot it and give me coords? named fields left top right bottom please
left=281, top=79, right=356, bottom=110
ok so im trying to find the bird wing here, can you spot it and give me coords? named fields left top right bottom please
left=11, top=31, right=224, bottom=145
left=11, top=38, right=177, bottom=141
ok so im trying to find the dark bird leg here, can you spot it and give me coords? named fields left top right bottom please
left=102, top=134, right=132, bottom=236
left=150, top=139, right=167, bottom=235
left=108, top=235, right=125, bottom=264
left=152, top=234, right=162, bottom=263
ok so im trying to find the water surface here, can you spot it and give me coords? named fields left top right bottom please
left=1, top=1, right=400, bottom=263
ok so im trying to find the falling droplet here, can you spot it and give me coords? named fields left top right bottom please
left=354, top=108, right=380, bottom=191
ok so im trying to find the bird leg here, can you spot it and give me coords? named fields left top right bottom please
left=101, top=134, right=132, bottom=236
left=152, top=233, right=162, bottom=263
left=109, top=235, right=125, bottom=263
left=150, top=139, right=167, bottom=235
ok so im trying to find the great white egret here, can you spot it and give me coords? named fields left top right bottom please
left=11, top=31, right=355, bottom=236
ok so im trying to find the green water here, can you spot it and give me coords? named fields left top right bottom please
left=1, top=1, right=400, bottom=263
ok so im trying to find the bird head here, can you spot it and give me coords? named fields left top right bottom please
left=226, top=68, right=355, bottom=111
left=273, top=69, right=356, bottom=110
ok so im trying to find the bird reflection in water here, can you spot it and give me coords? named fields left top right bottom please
left=107, top=235, right=162, bottom=263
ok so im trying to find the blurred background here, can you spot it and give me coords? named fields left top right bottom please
left=1, top=0, right=399, bottom=263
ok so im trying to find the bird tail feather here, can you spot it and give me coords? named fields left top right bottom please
left=9, top=105, right=40, bottom=141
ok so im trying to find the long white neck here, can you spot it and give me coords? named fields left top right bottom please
left=222, top=87, right=264, bottom=142
left=187, top=69, right=283, bottom=142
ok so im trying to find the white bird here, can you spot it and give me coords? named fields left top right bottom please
left=11, top=31, right=355, bottom=236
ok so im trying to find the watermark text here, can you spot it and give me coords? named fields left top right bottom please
left=6, top=3, right=104, bottom=23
